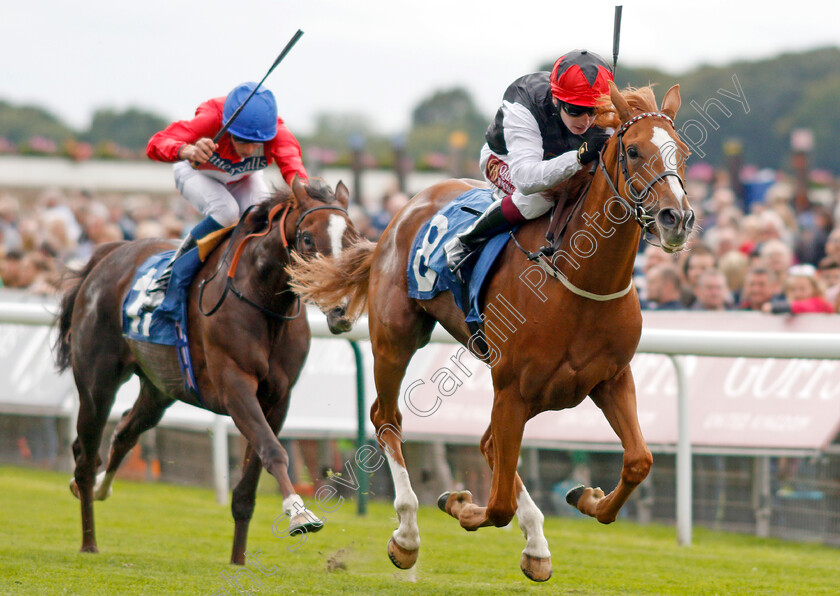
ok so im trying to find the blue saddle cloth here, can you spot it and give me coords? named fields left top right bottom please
left=407, top=188, right=512, bottom=323
left=122, top=246, right=204, bottom=399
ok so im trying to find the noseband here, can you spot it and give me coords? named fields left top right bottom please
left=598, top=111, right=687, bottom=237
left=199, top=200, right=349, bottom=318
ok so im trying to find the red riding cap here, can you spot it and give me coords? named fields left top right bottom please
left=550, top=49, right=614, bottom=107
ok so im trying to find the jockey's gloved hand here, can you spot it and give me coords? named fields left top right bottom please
left=577, top=132, right=611, bottom=165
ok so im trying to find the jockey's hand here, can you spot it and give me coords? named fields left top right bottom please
left=577, top=132, right=611, bottom=166
left=181, top=138, right=217, bottom=165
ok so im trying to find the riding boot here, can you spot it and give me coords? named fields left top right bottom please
left=444, top=200, right=511, bottom=281
left=140, top=233, right=197, bottom=311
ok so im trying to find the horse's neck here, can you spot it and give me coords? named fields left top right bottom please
left=556, top=164, right=640, bottom=295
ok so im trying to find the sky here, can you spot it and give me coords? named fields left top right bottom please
left=1, top=0, right=838, bottom=137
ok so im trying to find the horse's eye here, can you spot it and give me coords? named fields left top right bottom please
left=627, top=146, right=640, bottom=159
left=300, top=234, right=315, bottom=250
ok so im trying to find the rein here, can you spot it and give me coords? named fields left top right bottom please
left=198, top=201, right=348, bottom=319
left=510, top=110, right=685, bottom=302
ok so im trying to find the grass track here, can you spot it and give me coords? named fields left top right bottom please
left=0, top=466, right=837, bottom=595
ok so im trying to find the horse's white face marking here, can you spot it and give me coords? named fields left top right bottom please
left=327, top=214, right=347, bottom=257
left=650, top=126, right=685, bottom=202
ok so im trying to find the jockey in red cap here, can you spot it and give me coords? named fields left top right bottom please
left=445, top=49, right=614, bottom=279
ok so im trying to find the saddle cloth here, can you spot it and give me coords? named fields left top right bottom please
left=122, top=246, right=204, bottom=399
left=406, top=188, right=512, bottom=323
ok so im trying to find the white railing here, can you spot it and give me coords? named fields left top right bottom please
left=1, top=301, right=839, bottom=546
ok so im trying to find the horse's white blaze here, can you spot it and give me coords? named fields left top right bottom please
left=385, top=450, right=420, bottom=550
left=516, top=487, right=550, bottom=559
left=651, top=126, right=685, bottom=202
left=327, top=214, right=347, bottom=257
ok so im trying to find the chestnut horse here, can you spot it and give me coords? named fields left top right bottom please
left=288, top=82, right=693, bottom=581
left=54, top=178, right=357, bottom=564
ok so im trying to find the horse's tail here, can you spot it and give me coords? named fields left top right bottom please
left=287, top=238, right=377, bottom=321
left=54, top=242, right=122, bottom=372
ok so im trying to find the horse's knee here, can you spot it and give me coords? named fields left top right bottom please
left=259, top=444, right=290, bottom=475
left=623, top=451, right=653, bottom=486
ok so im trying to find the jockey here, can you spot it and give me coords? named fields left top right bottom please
left=445, top=49, right=614, bottom=279
left=143, top=81, right=308, bottom=308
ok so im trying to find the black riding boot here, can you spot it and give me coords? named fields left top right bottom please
left=140, top=234, right=197, bottom=311
left=444, top=200, right=511, bottom=280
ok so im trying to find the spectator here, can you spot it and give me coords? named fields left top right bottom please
left=824, top=228, right=840, bottom=263
left=817, top=257, right=840, bottom=307
left=680, top=244, right=716, bottom=306
left=717, top=249, right=749, bottom=303
left=634, top=245, right=671, bottom=303
left=763, top=264, right=834, bottom=314
left=642, top=264, right=684, bottom=310
left=691, top=268, right=732, bottom=311
left=758, top=239, right=794, bottom=292
left=367, top=190, right=409, bottom=240
left=740, top=266, right=778, bottom=311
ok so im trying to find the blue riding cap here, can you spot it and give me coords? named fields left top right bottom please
left=223, top=82, right=278, bottom=142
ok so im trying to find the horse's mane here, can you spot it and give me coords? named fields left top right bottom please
left=594, top=85, right=659, bottom=130
left=242, top=179, right=337, bottom=234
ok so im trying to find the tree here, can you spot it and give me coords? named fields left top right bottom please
left=406, top=87, right=489, bottom=170
left=84, top=108, right=169, bottom=153
left=0, top=101, right=75, bottom=145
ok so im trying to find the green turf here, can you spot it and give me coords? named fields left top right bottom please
left=0, top=466, right=837, bottom=595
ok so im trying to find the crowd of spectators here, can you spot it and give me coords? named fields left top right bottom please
left=636, top=169, right=840, bottom=314
left=2, top=166, right=840, bottom=317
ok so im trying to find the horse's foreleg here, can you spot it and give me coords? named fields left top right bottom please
left=230, top=442, right=261, bottom=565
left=224, top=385, right=323, bottom=542
left=570, top=368, right=652, bottom=524
left=95, top=380, right=171, bottom=501
left=441, top=423, right=551, bottom=581
left=229, top=397, right=302, bottom=565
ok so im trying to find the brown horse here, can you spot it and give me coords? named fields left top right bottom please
left=288, top=82, right=693, bottom=581
left=54, top=177, right=358, bottom=564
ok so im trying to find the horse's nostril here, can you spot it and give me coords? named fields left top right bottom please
left=659, top=209, right=677, bottom=228
left=684, top=211, right=696, bottom=231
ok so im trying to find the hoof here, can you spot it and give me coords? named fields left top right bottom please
left=69, top=478, right=80, bottom=500
left=437, top=492, right=450, bottom=512
left=520, top=553, right=552, bottom=582
left=79, top=544, right=99, bottom=554
left=387, top=537, right=418, bottom=569
left=565, top=484, right=585, bottom=508
left=289, top=518, right=324, bottom=536
left=437, top=489, right=472, bottom=515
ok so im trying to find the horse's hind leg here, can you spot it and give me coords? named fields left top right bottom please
left=567, top=368, right=652, bottom=524
left=71, top=357, right=124, bottom=553
left=369, top=311, right=433, bottom=570
left=94, top=379, right=172, bottom=501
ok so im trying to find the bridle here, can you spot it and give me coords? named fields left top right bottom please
left=199, top=200, right=349, bottom=319
left=598, top=111, right=687, bottom=240
left=509, top=110, right=688, bottom=302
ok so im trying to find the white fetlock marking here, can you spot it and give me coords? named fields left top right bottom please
left=386, top=451, right=420, bottom=551
left=516, top=487, right=550, bottom=559
left=284, top=494, right=322, bottom=527
left=93, top=471, right=115, bottom=501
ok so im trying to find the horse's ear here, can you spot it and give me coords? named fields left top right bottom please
left=334, top=181, right=350, bottom=209
left=661, top=84, right=681, bottom=120
left=291, top=174, right=314, bottom=208
left=609, top=80, right=633, bottom=122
